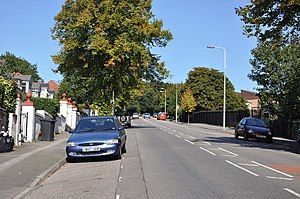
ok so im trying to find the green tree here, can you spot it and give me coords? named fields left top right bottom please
left=180, top=88, right=196, bottom=123
left=0, top=52, right=41, bottom=81
left=52, top=0, right=172, bottom=106
left=236, top=1, right=300, bottom=43
left=186, top=67, right=248, bottom=111
left=0, top=76, right=17, bottom=112
left=249, top=38, right=300, bottom=119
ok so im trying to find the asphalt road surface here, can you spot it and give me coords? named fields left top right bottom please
left=24, top=118, right=300, bottom=199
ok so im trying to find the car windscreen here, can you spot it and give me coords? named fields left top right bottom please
left=75, top=118, right=116, bottom=133
left=247, top=118, right=266, bottom=127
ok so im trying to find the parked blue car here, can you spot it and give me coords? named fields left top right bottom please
left=66, top=116, right=127, bottom=162
left=234, top=117, right=272, bottom=143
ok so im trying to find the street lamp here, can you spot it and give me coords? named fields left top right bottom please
left=175, top=83, right=178, bottom=122
left=207, top=45, right=227, bottom=131
left=160, top=88, right=167, bottom=113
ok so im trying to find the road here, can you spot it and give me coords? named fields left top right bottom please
left=24, top=118, right=300, bottom=199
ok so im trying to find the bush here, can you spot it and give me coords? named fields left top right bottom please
left=0, top=77, right=17, bottom=112
left=31, top=97, right=59, bottom=117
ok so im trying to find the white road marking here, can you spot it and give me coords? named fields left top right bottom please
left=203, top=141, right=211, bottom=145
left=266, top=176, right=293, bottom=181
left=238, top=163, right=259, bottom=167
left=218, top=147, right=238, bottom=156
left=199, top=147, right=216, bottom=156
left=163, top=129, right=167, bottom=132
left=251, top=161, right=293, bottom=178
left=121, top=165, right=124, bottom=169
left=207, top=148, right=220, bottom=151
left=226, top=160, right=259, bottom=177
left=116, top=195, right=120, bottom=199
left=173, top=130, right=176, bottom=132
left=220, top=155, right=236, bottom=157
left=187, top=135, right=196, bottom=139
left=175, top=135, right=182, bottom=138
left=179, top=132, right=184, bottom=135
left=283, top=188, right=300, bottom=198
left=184, top=139, right=195, bottom=145
left=118, top=177, right=122, bottom=181
left=169, top=132, right=174, bottom=135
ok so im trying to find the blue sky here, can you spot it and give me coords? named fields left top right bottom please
left=0, top=0, right=257, bottom=92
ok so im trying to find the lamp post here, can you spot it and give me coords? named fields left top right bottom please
left=175, top=83, right=178, bottom=122
left=207, top=45, right=227, bottom=131
left=160, top=88, right=166, bottom=113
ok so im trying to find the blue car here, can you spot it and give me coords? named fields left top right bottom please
left=66, top=116, right=127, bottom=162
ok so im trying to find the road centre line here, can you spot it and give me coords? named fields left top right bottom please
left=238, top=163, right=259, bottom=167
left=266, top=176, right=293, bottom=181
left=218, top=147, right=238, bottom=156
left=226, top=160, right=259, bottom=177
left=175, top=135, right=182, bottom=138
left=251, top=161, right=293, bottom=178
left=184, top=139, right=195, bottom=145
left=283, top=188, right=300, bottom=198
left=199, top=147, right=216, bottom=156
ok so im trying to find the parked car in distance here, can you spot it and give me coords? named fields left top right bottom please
left=66, top=116, right=127, bottom=162
left=132, top=112, right=139, bottom=119
left=157, top=112, right=167, bottom=121
left=235, top=117, right=272, bottom=143
left=116, top=113, right=131, bottom=128
left=143, top=113, right=151, bottom=119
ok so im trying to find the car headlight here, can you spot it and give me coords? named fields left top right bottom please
left=248, top=129, right=254, bottom=134
left=105, top=139, right=119, bottom=144
left=67, top=142, right=77, bottom=147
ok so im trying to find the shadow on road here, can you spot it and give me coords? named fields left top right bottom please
left=193, top=136, right=300, bottom=155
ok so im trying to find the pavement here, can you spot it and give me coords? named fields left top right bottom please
left=0, top=121, right=299, bottom=199
left=0, top=131, right=69, bottom=199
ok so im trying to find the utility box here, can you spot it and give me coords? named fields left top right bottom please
left=40, top=119, right=56, bottom=141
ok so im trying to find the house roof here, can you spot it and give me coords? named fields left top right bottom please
left=237, top=90, right=259, bottom=100
left=48, top=80, right=59, bottom=92
left=32, top=82, right=41, bottom=90
left=13, top=73, right=32, bottom=81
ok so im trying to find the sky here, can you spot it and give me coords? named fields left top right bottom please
left=0, top=0, right=257, bottom=92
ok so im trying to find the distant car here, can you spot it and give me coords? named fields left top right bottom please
left=234, top=117, right=272, bottom=143
left=66, top=116, right=127, bottom=162
left=132, top=113, right=139, bottom=119
left=143, top=113, right=151, bottom=119
left=116, top=113, right=131, bottom=128
left=157, top=112, right=167, bottom=121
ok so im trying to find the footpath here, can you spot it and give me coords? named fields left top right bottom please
left=0, top=132, right=69, bottom=199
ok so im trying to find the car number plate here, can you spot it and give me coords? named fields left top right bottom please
left=82, top=146, right=101, bottom=152
left=256, top=135, right=266, bottom=138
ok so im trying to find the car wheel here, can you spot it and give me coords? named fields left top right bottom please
left=66, top=157, right=76, bottom=163
left=234, top=132, right=239, bottom=139
left=243, top=133, right=249, bottom=141
left=121, top=143, right=127, bottom=153
left=114, top=146, right=122, bottom=160
left=266, top=135, right=272, bottom=143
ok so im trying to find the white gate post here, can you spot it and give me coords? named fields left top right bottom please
left=59, top=93, right=68, bottom=118
left=14, top=93, right=22, bottom=146
left=21, top=92, right=35, bottom=142
left=71, top=101, right=78, bottom=130
left=66, top=98, right=73, bottom=128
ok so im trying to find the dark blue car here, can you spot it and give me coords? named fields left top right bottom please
left=234, top=117, right=272, bottom=143
left=66, top=116, right=127, bottom=162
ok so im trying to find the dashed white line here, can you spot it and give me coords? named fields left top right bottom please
left=187, top=135, right=196, bottom=139
left=199, top=147, right=216, bottom=156
left=220, top=155, right=236, bottom=157
left=251, top=161, right=293, bottom=178
left=226, top=160, right=259, bottom=177
left=120, top=165, right=124, bottom=169
left=118, top=177, right=122, bottom=181
left=218, top=147, right=238, bottom=156
left=203, top=141, right=211, bottom=146
left=238, top=163, right=259, bottom=167
left=184, top=139, right=195, bottom=145
left=266, top=176, right=294, bottom=181
left=173, top=130, right=176, bottom=132
left=175, top=135, right=182, bottom=138
left=283, top=188, right=300, bottom=198
left=169, top=132, right=174, bottom=135
left=179, top=132, right=184, bottom=135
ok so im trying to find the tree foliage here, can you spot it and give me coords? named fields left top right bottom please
left=186, top=67, right=248, bottom=111
left=249, top=38, right=300, bottom=119
left=180, top=88, right=196, bottom=113
left=31, top=98, right=60, bottom=117
left=52, top=0, right=172, bottom=106
left=0, top=76, right=17, bottom=112
left=236, top=0, right=300, bottom=43
left=0, top=52, right=41, bottom=81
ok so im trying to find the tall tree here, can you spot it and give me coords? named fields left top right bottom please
left=0, top=52, right=41, bottom=81
left=186, top=67, right=248, bottom=111
left=52, top=0, right=172, bottom=106
left=180, top=87, right=196, bottom=123
left=236, top=0, right=300, bottom=43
